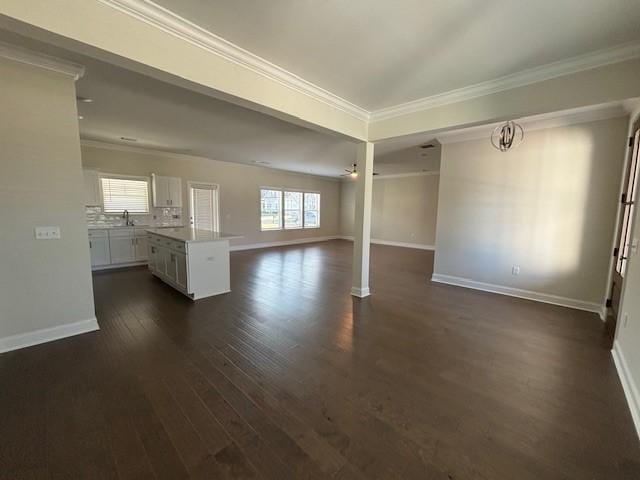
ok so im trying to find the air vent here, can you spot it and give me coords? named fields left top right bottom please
left=420, top=144, right=435, bottom=149
left=119, top=136, right=138, bottom=142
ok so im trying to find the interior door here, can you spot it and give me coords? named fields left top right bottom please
left=189, top=183, right=219, bottom=231
left=608, top=125, right=640, bottom=331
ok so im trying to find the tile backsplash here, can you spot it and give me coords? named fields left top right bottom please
left=86, top=206, right=184, bottom=228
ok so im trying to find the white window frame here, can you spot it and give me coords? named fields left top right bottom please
left=187, top=181, right=221, bottom=232
left=259, top=186, right=321, bottom=231
left=99, top=173, right=151, bottom=215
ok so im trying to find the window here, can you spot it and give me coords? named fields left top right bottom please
left=260, top=189, right=282, bottom=230
left=304, top=192, right=320, bottom=228
left=101, top=175, right=150, bottom=214
left=284, top=191, right=303, bottom=229
left=260, top=188, right=320, bottom=231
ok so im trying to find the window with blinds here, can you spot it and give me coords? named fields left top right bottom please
left=100, top=176, right=150, bottom=213
left=190, top=184, right=219, bottom=231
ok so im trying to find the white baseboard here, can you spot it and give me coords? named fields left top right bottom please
left=230, top=236, right=341, bottom=252
left=431, top=273, right=604, bottom=315
left=92, top=260, right=147, bottom=271
left=612, top=341, right=640, bottom=440
left=0, top=317, right=100, bottom=354
left=351, top=286, right=371, bottom=298
left=340, top=236, right=435, bottom=251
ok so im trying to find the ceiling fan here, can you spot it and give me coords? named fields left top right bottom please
left=340, top=163, right=380, bottom=178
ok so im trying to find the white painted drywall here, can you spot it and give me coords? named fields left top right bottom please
left=341, top=174, right=440, bottom=247
left=0, top=58, right=95, bottom=340
left=81, top=144, right=341, bottom=247
left=434, top=116, right=628, bottom=305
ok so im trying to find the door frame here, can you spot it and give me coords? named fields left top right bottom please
left=605, top=116, right=640, bottom=324
left=187, top=181, right=221, bottom=231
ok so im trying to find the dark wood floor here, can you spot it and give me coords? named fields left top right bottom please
left=2, top=240, right=639, bottom=479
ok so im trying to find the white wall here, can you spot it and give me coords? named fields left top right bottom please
left=613, top=105, right=640, bottom=437
left=434, top=116, right=628, bottom=307
left=81, top=144, right=342, bottom=247
left=341, top=173, right=440, bottom=248
left=0, top=58, right=96, bottom=349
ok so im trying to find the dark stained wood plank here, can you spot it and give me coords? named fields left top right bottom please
left=0, top=240, right=639, bottom=479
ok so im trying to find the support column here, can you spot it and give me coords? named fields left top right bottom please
left=351, top=141, right=375, bottom=298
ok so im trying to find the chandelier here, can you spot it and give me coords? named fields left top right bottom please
left=491, top=120, right=524, bottom=152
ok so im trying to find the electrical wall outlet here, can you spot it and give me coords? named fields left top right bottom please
left=34, top=226, right=61, bottom=240
left=512, top=265, right=520, bottom=276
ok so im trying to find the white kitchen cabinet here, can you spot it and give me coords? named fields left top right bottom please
left=134, top=235, right=149, bottom=261
left=147, top=228, right=240, bottom=300
left=88, top=230, right=110, bottom=266
left=83, top=169, right=101, bottom=206
left=152, top=174, right=182, bottom=207
left=109, top=230, right=136, bottom=264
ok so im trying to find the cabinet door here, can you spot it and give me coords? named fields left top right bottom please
left=175, top=252, right=188, bottom=290
left=83, top=169, right=101, bottom=206
left=109, top=236, right=136, bottom=264
left=89, top=237, right=110, bottom=266
left=168, top=177, right=182, bottom=207
left=152, top=175, right=170, bottom=207
left=148, top=243, right=157, bottom=271
left=166, top=251, right=178, bottom=282
left=135, top=236, right=149, bottom=261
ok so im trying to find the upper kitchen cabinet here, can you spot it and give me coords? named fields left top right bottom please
left=83, top=169, right=101, bottom=206
left=152, top=174, right=182, bottom=207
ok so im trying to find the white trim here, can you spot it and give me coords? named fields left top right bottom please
left=351, top=286, right=370, bottom=298
left=370, top=41, right=640, bottom=122
left=431, top=273, right=604, bottom=315
left=230, top=236, right=341, bottom=252
left=612, top=341, right=640, bottom=440
left=92, top=260, right=148, bottom=271
left=98, top=0, right=369, bottom=121
left=0, top=41, right=85, bottom=80
left=436, top=102, right=629, bottom=144
left=340, top=236, right=435, bottom=251
left=0, top=318, right=99, bottom=354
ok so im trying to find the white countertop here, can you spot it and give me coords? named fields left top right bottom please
left=88, top=225, right=185, bottom=230
left=146, top=227, right=242, bottom=243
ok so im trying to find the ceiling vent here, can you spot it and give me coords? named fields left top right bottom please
left=420, top=144, right=435, bottom=149
left=119, top=136, right=138, bottom=142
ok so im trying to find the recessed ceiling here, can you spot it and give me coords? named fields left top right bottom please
left=154, top=0, right=640, bottom=111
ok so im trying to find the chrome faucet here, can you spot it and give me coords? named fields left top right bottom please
left=122, top=209, right=134, bottom=226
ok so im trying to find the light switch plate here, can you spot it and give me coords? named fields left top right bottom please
left=35, top=226, right=61, bottom=240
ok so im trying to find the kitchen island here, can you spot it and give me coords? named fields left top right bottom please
left=146, top=227, right=240, bottom=300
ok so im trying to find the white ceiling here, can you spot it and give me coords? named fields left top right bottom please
left=153, top=0, right=640, bottom=112
left=0, top=30, right=439, bottom=177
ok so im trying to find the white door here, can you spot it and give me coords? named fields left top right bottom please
left=89, top=237, right=110, bottom=266
left=169, top=177, right=182, bottom=207
left=83, top=169, right=101, bottom=206
left=109, top=236, right=136, bottom=264
left=189, top=183, right=219, bottom=231
left=175, top=252, right=188, bottom=290
left=135, top=236, right=149, bottom=261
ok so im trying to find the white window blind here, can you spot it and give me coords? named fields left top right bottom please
left=190, top=184, right=219, bottom=231
left=101, top=176, right=150, bottom=213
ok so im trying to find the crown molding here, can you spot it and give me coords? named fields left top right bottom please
left=436, top=102, right=629, bottom=145
left=0, top=41, right=85, bottom=80
left=370, top=41, right=640, bottom=122
left=98, top=0, right=369, bottom=122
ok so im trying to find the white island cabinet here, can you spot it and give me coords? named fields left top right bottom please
left=146, top=227, right=240, bottom=300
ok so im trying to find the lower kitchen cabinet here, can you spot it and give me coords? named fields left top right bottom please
left=88, top=230, right=110, bottom=267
